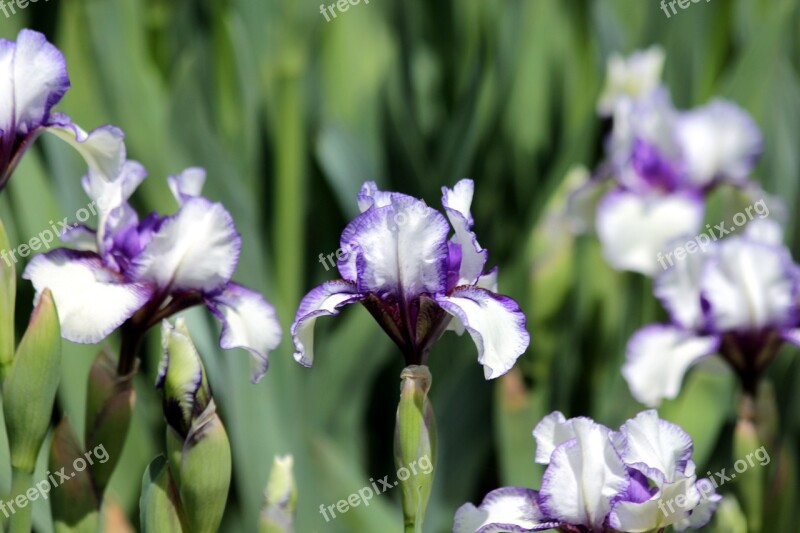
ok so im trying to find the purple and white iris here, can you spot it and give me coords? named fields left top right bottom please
left=22, top=166, right=281, bottom=382
left=577, top=47, right=763, bottom=276
left=623, top=219, right=800, bottom=406
left=291, top=180, right=529, bottom=379
left=0, top=29, right=126, bottom=190
left=454, top=410, right=720, bottom=533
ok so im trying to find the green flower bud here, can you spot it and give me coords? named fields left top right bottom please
left=140, top=455, right=186, bottom=533
left=259, top=455, right=297, bottom=533
left=3, top=289, right=61, bottom=473
left=156, top=319, right=211, bottom=437
left=84, top=348, right=136, bottom=494
left=0, top=218, right=15, bottom=373
left=49, top=417, right=100, bottom=533
left=394, top=365, right=437, bottom=533
left=179, top=402, right=231, bottom=533
left=734, top=403, right=765, bottom=533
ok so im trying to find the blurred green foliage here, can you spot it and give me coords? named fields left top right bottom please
left=1, top=0, right=800, bottom=531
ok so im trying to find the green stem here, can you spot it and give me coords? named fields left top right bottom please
left=8, top=468, right=33, bottom=533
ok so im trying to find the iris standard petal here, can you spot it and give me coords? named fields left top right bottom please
left=596, top=189, right=704, bottom=276
left=206, top=282, right=282, bottom=383
left=339, top=195, right=450, bottom=300
left=22, top=249, right=153, bottom=344
left=676, top=99, right=762, bottom=188
left=623, top=325, right=719, bottom=407
left=609, top=475, right=700, bottom=532
left=168, top=167, right=207, bottom=205
left=597, top=46, right=665, bottom=116
left=611, top=409, right=694, bottom=483
left=0, top=29, right=69, bottom=136
left=435, top=287, right=529, bottom=379
left=538, top=419, right=629, bottom=530
left=654, top=246, right=709, bottom=330
left=441, top=179, right=487, bottom=286
left=129, top=197, right=241, bottom=294
left=291, top=280, right=366, bottom=367
left=453, top=487, right=557, bottom=533
left=701, top=235, right=797, bottom=332
left=532, top=411, right=575, bottom=465
left=45, top=116, right=126, bottom=182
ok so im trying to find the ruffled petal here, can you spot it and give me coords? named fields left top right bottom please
left=674, top=478, right=722, bottom=531
left=597, top=46, right=665, bottom=116
left=441, top=179, right=488, bottom=285
left=701, top=234, right=796, bottom=333
left=129, top=197, right=241, bottom=294
left=676, top=99, right=762, bottom=187
left=611, top=410, right=694, bottom=483
left=609, top=475, right=700, bottom=532
left=435, top=287, right=529, bottom=379
left=0, top=29, right=69, bottom=135
left=538, top=419, right=628, bottom=530
left=453, top=487, right=557, bottom=533
left=622, top=325, right=719, bottom=407
left=22, top=249, right=153, bottom=343
left=206, top=282, right=282, bottom=383
left=168, top=167, right=206, bottom=205
left=596, top=189, right=704, bottom=276
left=339, top=196, right=450, bottom=301
left=291, top=280, right=366, bottom=367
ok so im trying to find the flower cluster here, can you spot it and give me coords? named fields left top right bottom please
left=574, top=46, right=766, bottom=275
left=454, top=410, right=720, bottom=533
left=624, top=219, right=800, bottom=405
left=291, top=179, right=529, bottom=379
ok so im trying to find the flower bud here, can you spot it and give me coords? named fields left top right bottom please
left=49, top=417, right=100, bottom=531
left=3, top=289, right=61, bottom=473
left=259, top=455, right=297, bottom=533
left=394, top=365, right=437, bottom=532
left=140, top=455, right=185, bottom=533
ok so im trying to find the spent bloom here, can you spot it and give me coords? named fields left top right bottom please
left=23, top=166, right=281, bottom=382
left=291, top=179, right=529, bottom=379
left=572, top=46, right=764, bottom=276
left=454, top=410, right=720, bottom=533
left=0, top=29, right=126, bottom=190
left=624, top=219, right=800, bottom=406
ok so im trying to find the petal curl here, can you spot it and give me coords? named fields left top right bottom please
left=442, top=179, right=487, bottom=285
left=435, top=287, right=529, bottom=379
left=453, top=487, right=557, bottom=533
left=206, top=282, right=282, bottom=383
left=168, top=167, right=206, bottom=205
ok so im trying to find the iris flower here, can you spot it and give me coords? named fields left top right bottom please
left=573, top=47, right=763, bottom=276
left=624, top=219, right=800, bottom=406
left=454, top=410, right=719, bottom=533
left=0, top=29, right=126, bottom=190
left=291, top=180, right=529, bottom=379
left=23, top=165, right=281, bottom=382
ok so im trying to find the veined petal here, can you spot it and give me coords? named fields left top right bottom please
left=291, top=280, right=366, bottom=367
left=654, top=245, right=709, bottom=330
left=442, top=179, right=487, bottom=285
left=206, top=282, right=282, bottom=383
left=340, top=196, right=450, bottom=300
left=609, top=475, right=700, bottom=532
left=0, top=29, right=69, bottom=135
left=453, top=487, right=557, bottom=533
left=538, top=419, right=628, bottom=530
left=702, top=235, right=796, bottom=332
left=611, top=410, right=694, bottom=483
left=532, top=411, right=574, bottom=465
left=45, top=116, right=125, bottom=183
left=623, top=325, right=719, bottom=407
left=129, top=197, right=241, bottom=294
left=676, top=99, right=762, bottom=187
left=22, top=249, right=153, bottom=343
left=435, top=287, right=529, bottom=379
left=596, top=189, right=704, bottom=276
left=168, top=167, right=206, bottom=205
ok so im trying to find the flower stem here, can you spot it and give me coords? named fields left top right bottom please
left=8, top=467, right=33, bottom=533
